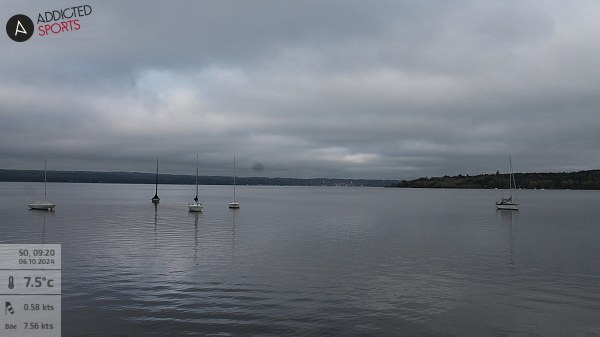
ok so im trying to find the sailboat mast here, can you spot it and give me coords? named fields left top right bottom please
left=508, top=154, right=514, bottom=197
left=151, top=157, right=160, bottom=203
left=155, top=157, right=159, bottom=195
left=44, top=157, right=47, bottom=199
left=233, top=155, right=236, bottom=202
left=195, top=154, right=199, bottom=199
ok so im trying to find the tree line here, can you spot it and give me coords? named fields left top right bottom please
left=392, top=170, right=600, bottom=189
left=0, top=169, right=395, bottom=187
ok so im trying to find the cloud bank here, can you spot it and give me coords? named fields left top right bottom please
left=2, top=0, right=600, bottom=179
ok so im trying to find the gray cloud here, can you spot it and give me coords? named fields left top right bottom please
left=2, top=1, right=600, bottom=179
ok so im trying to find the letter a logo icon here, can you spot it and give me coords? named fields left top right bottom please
left=6, top=14, right=34, bottom=42
left=15, top=20, right=27, bottom=36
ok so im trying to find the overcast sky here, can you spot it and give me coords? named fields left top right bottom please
left=2, top=0, right=600, bottom=179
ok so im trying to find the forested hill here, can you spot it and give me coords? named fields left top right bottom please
left=0, top=169, right=394, bottom=187
left=392, top=170, right=600, bottom=190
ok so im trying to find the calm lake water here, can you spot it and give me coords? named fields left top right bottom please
left=1, top=182, right=600, bottom=336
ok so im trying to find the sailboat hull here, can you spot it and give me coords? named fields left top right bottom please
left=228, top=202, right=240, bottom=209
left=496, top=201, right=519, bottom=210
left=188, top=203, right=204, bottom=212
left=28, top=200, right=55, bottom=211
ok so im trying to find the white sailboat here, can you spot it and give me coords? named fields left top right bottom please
left=229, top=155, right=240, bottom=209
left=496, top=154, right=519, bottom=210
left=152, top=157, right=160, bottom=203
left=188, top=154, right=204, bottom=212
left=28, top=155, right=55, bottom=211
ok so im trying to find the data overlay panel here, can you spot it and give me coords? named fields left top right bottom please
left=0, top=244, right=61, bottom=337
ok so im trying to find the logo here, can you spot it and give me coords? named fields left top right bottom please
left=6, top=14, right=34, bottom=42
left=37, top=5, right=92, bottom=37
left=6, top=5, right=93, bottom=42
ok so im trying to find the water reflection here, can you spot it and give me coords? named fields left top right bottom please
left=231, top=208, right=237, bottom=263
left=498, top=208, right=519, bottom=225
left=153, top=202, right=158, bottom=248
left=497, top=210, right=519, bottom=267
left=30, top=210, right=54, bottom=244
left=42, top=213, right=46, bottom=244
left=190, top=211, right=201, bottom=266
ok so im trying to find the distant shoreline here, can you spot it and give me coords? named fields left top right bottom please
left=3, top=168, right=599, bottom=189
left=0, top=169, right=395, bottom=187
left=391, top=170, right=600, bottom=190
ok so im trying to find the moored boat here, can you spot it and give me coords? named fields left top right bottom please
left=229, top=155, right=240, bottom=209
left=496, top=196, right=519, bottom=210
left=152, top=157, right=160, bottom=203
left=188, top=154, right=204, bottom=212
left=496, top=155, right=519, bottom=211
left=28, top=154, right=55, bottom=211
left=28, top=200, right=56, bottom=211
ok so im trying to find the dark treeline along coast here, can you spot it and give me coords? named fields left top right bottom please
left=3, top=168, right=600, bottom=189
left=393, top=170, right=600, bottom=190
left=0, top=169, right=395, bottom=187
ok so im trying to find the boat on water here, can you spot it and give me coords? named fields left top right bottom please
left=28, top=200, right=56, bottom=211
left=152, top=157, right=160, bottom=203
left=496, top=196, right=519, bottom=210
left=188, top=154, right=204, bottom=212
left=28, top=155, right=55, bottom=211
left=496, top=155, right=519, bottom=210
left=229, top=155, right=240, bottom=209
